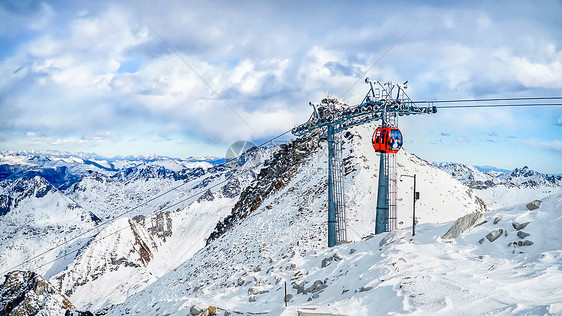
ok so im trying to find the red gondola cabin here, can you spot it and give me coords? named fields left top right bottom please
left=372, top=127, right=403, bottom=153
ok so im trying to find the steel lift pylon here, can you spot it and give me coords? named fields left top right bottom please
left=292, top=79, right=436, bottom=247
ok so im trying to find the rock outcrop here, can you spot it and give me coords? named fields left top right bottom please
left=0, top=270, right=73, bottom=315
left=442, top=212, right=485, bottom=239
left=526, top=200, right=542, bottom=211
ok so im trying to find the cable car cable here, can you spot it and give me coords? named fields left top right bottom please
left=339, top=23, right=416, bottom=101
left=437, top=103, right=562, bottom=109
left=148, top=25, right=255, bottom=133
left=413, top=96, right=562, bottom=104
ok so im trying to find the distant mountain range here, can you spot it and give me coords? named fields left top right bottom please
left=434, top=162, right=562, bottom=189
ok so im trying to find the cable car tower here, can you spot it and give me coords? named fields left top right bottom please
left=292, top=79, right=437, bottom=247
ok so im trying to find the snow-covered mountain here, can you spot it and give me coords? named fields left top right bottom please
left=104, top=125, right=561, bottom=315
left=0, top=176, right=100, bottom=279
left=436, top=163, right=562, bottom=209
left=1, top=123, right=559, bottom=315
left=95, top=123, right=485, bottom=313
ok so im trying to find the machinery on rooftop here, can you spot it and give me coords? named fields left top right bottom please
left=292, top=79, right=437, bottom=247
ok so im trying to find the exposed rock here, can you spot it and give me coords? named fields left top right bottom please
left=253, top=276, right=262, bottom=286
left=253, top=265, right=262, bottom=272
left=236, top=277, right=245, bottom=287
left=248, top=287, right=268, bottom=296
left=478, top=238, right=485, bottom=244
left=284, top=293, right=293, bottom=302
left=0, top=270, right=73, bottom=316
left=133, top=210, right=173, bottom=243
left=197, top=189, right=215, bottom=202
left=442, top=212, right=485, bottom=239
left=190, top=304, right=206, bottom=315
left=517, top=231, right=530, bottom=239
left=512, top=222, right=530, bottom=230
left=349, top=248, right=356, bottom=254
left=249, top=296, right=258, bottom=302
left=521, top=240, right=534, bottom=246
left=65, top=310, right=94, bottom=316
left=493, top=217, right=501, bottom=224
left=359, top=286, right=373, bottom=292
left=312, top=293, right=320, bottom=299
left=321, top=252, right=344, bottom=268
left=207, top=139, right=319, bottom=245
left=321, top=257, right=333, bottom=268
left=380, top=229, right=406, bottom=246
left=486, top=229, right=503, bottom=242
left=304, top=280, right=328, bottom=294
left=221, top=177, right=241, bottom=198
left=292, top=280, right=307, bottom=294
left=526, top=200, right=542, bottom=211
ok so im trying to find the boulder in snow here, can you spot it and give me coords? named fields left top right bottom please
left=441, top=212, right=485, bottom=239
left=380, top=229, right=406, bottom=246
left=526, top=200, right=542, bottom=211
left=493, top=216, right=501, bottom=224
left=292, top=280, right=307, bottom=294
left=236, top=277, right=245, bottom=287
left=512, top=222, right=530, bottom=230
left=248, top=287, right=268, bottom=295
left=285, top=293, right=293, bottom=302
left=517, top=231, right=530, bottom=239
left=304, top=280, right=328, bottom=294
left=485, top=229, right=503, bottom=242
left=190, top=304, right=206, bottom=315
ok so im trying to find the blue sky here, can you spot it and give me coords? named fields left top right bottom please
left=1, top=0, right=561, bottom=173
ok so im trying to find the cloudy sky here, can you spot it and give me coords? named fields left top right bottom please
left=1, top=1, right=561, bottom=173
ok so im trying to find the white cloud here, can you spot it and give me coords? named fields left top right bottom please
left=508, top=53, right=562, bottom=89
left=1, top=0, right=562, bottom=172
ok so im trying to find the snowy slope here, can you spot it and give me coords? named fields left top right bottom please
left=106, top=124, right=490, bottom=315
left=50, top=156, right=265, bottom=310
left=108, top=190, right=562, bottom=315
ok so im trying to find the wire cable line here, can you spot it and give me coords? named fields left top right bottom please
left=414, top=96, right=562, bottom=104
left=437, top=103, right=562, bottom=109
left=339, top=23, right=416, bottom=101
left=0, top=128, right=292, bottom=276
left=148, top=25, right=255, bottom=133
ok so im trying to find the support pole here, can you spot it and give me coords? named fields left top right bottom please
left=412, top=174, right=416, bottom=237
left=375, top=152, right=389, bottom=234
left=327, top=124, right=337, bottom=247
